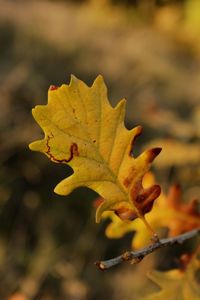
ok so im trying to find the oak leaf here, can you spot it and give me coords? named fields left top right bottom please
left=104, top=172, right=200, bottom=248
left=29, top=76, right=161, bottom=227
left=142, top=250, right=200, bottom=300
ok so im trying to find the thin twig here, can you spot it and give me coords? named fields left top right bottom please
left=95, top=228, right=200, bottom=270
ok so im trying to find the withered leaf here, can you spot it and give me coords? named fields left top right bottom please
left=104, top=173, right=200, bottom=248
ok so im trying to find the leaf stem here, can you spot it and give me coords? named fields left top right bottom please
left=139, top=214, right=159, bottom=243
left=95, top=228, right=200, bottom=270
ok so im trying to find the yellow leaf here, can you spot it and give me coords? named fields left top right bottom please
left=29, top=75, right=161, bottom=227
left=104, top=172, right=200, bottom=249
left=142, top=250, right=200, bottom=300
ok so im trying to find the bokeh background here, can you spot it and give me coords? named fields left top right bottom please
left=0, top=0, right=200, bottom=299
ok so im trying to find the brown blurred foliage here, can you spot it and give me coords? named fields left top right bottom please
left=0, top=0, right=199, bottom=299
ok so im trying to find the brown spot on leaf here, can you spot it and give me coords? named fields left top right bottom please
left=71, top=143, right=79, bottom=158
left=116, top=180, right=161, bottom=222
left=146, top=147, right=162, bottom=163
left=49, top=85, right=58, bottom=91
left=123, top=170, right=140, bottom=189
left=46, top=135, right=79, bottom=163
left=115, top=206, right=137, bottom=221
left=93, top=197, right=104, bottom=208
left=134, top=184, right=161, bottom=215
left=123, top=177, right=132, bottom=188
left=93, top=140, right=96, bottom=143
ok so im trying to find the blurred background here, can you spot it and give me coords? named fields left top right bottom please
left=0, top=0, right=200, bottom=299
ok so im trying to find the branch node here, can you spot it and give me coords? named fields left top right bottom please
left=131, top=256, right=144, bottom=264
left=122, top=251, right=132, bottom=261
left=151, top=233, right=160, bottom=244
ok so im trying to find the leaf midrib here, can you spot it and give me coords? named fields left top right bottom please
left=40, top=109, right=130, bottom=204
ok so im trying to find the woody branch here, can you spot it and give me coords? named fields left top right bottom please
left=95, top=228, right=200, bottom=270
